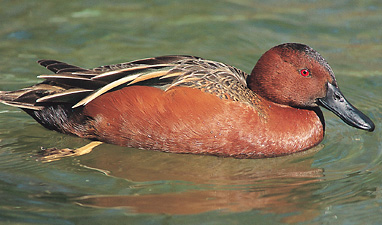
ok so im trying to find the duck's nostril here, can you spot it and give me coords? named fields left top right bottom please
left=334, top=92, right=344, bottom=102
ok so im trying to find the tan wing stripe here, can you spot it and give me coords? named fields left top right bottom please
left=38, top=74, right=91, bottom=81
left=159, top=72, right=183, bottom=79
left=73, top=70, right=183, bottom=108
left=0, top=101, right=43, bottom=110
left=127, top=70, right=170, bottom=85
left=71, top=72, right=99, bottom=76
left=36, top=89, right=93, bottom=103
left=72, top=74, right=141, bottom=108
left=91, top=64, right=173, bottom=80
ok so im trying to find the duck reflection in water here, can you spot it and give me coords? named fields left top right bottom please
left=75, top=144, right=324, bottom=223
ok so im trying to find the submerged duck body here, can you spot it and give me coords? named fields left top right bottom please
left=0, top=43, right=375, bottom=158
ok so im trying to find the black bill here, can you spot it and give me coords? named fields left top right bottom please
left=318, top=82, right=375, bottom=132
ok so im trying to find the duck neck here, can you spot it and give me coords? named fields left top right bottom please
left=262, top=100, right=325, bottom=156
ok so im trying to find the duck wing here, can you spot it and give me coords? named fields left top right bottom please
left=1, top=55, right=257, bottom=110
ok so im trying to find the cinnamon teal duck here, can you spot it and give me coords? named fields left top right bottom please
left=0, top=43, right=375, bottom=158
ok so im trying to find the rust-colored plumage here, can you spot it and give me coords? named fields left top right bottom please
left=0, top=43, right=375, bottom=158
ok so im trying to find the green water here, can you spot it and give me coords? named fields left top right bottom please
left=1, top=0, right=382, bottom=224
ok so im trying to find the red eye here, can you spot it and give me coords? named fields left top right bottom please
left=300, top=69, right=310, bottom=77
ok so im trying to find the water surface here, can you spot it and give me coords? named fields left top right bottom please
left=1, top=0, right=382, bottom=224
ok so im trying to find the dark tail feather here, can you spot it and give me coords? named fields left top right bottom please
left=0, top=89, right=42, bottom=110
left=38, top=60, right=89, bottom=74
left=1, top=89, right=92, bottom=137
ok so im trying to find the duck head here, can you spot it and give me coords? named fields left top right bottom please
left=249, top=43, right=375, bottom=132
